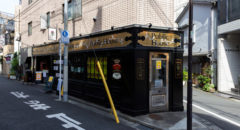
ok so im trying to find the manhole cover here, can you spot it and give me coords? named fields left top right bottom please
left=148, top=114, right=162, bottom=120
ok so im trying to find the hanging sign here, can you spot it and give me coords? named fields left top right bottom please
left=48, top=28, right=57, bottom=41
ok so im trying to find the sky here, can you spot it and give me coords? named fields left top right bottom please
left=0, top=0, right=19, bottom=15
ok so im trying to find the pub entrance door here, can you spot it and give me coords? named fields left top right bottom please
left=149, top=52, right=169, bottom=112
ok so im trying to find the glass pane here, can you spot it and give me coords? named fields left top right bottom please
left=87, top=58, right=90, bottom=78
left=47, top=13, right=50, bottom=28
left=218, top=0, right=227, bottom=25
left=104, top=57, right=107, bottom=79
left=28, top=22, right=32, bottom=35
left=68, top=2, right=73, bottom=20
left=228, top=0, right=240, bottom=22
left=152, top=60, right=166, bottom=88
left=74, top=0, right=82, bottom=18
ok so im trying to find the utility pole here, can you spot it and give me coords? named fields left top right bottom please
left=187, top=0, right=193, bottom=130
left=63, top=0, right=68, bottom=102
left=18, top=8, right=21, bottom=65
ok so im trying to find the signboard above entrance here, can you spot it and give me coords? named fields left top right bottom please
left=68, top=32, right=132, bottom=52
left=138, top=31, right=181, bottom=48
left=33, top=32, right=132, bottom=56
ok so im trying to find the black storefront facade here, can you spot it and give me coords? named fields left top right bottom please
left=33, top=25, right=184, bottom=116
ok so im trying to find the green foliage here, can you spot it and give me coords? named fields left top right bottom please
left=197, top=75, right=211, bottom=87
left=203, top=83, right=215, bottom=92
left=10, top=53, right=19, bottom=75
left=197, top=66, right=215, bottom=92
left=204, top=66, right=213, bottom=78
left=183, top=68, right=188, bottom=81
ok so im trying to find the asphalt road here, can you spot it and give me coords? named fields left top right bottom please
left=0, top=76, right=140, bottom=130
left=183, top=86, right=240, bottom=130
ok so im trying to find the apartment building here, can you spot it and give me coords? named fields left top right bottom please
left=0, top=11, right=15, bottom=75
left=18, top=0, right=174, bottom=60
left=217, top=0, right=240, bottom=96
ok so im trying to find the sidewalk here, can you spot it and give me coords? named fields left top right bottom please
left=68, top=92, right=218, bottom=130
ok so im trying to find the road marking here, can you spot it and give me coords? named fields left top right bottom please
left=24, top=100, right=51, bottom=110
left=46, top=113, right=85, bottom=130
left=183, top=100, right=240, bottom=127
left=10, top=91, right=29, bottom=99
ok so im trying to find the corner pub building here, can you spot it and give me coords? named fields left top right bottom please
left=32, top=25, right=184, bottom=116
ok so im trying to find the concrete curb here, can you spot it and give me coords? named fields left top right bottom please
left=67, top=95, right=158, bottom=130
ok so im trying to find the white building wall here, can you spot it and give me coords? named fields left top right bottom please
left=174, top=0, right=188, bottom=19
left=218, top=35, right=240, bottom=92
left=178, top=4, right=211, bottom=55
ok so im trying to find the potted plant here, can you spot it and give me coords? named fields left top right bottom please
left=10, top=53, right=19, bottom=80
left=197, top=66, right=215, bottom=92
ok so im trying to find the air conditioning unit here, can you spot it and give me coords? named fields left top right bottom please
left=40, top=14, right=47, bottom=30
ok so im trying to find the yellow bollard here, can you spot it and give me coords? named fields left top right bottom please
left=97, top=61, right=120, bottom=124
left=61, top=85, right=64, bottom=96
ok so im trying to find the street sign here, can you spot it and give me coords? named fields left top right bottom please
left=61, top=30, right=70, bottom=44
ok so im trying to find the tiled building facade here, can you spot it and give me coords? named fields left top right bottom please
left=18, top=0, right=174, bottom=48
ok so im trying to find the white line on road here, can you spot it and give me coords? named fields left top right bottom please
left=183, top=100, right=240, bottom=127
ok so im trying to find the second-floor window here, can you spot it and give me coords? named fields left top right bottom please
left=47, top=12, right=50, bottom=28
left=28, top=0, right=33, bottom=5
left=28, top=22, right=32, bottom=36
left=63, top=0, right=82, bottom=20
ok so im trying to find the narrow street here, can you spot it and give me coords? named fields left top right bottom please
left=183, top=86, right=240, bottom=130
left=0, top=76, right=140, bottom=130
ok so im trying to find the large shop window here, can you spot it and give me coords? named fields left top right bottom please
left=87, top=57, right=107, bottom=80
left=69, top=54, right=85, bottom=79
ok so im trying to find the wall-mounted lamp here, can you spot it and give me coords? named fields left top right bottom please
left=147, top=23, right=152, bottom=28
left=111, top=26, right=116, bottom=30
left=93, top=17, right=97, bottom=22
